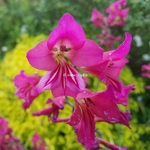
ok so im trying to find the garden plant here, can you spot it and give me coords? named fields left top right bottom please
left=0, top=0, right=150, bottom=150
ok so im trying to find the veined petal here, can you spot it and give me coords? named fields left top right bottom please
left=38, top=60, right=85, bottom=98
left=52, top=84, right=78, bottom=98
left=38, top=65, right=61, bottom=92
left=47, top=13, right=86, bottom=50
left=67, top=39, right=103, bottom=67
left=27, top=40, right=57, bottom=71
left=76, top=104, right=99, bottom=150
left=105, top=75, right=125, bottom=96
left=65, top=63, right=85, bottom=93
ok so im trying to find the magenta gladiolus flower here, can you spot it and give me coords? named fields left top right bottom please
left=141, top=63, right=150, bottom=78
left=14, top=11, right=134, bottom=149
left=81, top=32, right=132, bottom=97
left=91, top=8, right=106, bottom=28
left=106, top=0, right=129, bottom=27
left=0, top=117, right=8, bottom=136
left=105, top=84, right=134, bottom=106
left=32, top=133, right=47, bottom=150
left=141, top=63, right=150, bottom=89
left=0, top=117, right=24, bottom=150
left=27, top=13, right=103, bottom=97
left=76, top=90, right=131, bottom=127
left=14, top=70, right=41, bottom=110
left=67, top=89, right=131, bottom=149
left=67, top=101, right=99, bottom=150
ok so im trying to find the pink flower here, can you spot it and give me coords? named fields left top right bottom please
left=145, top=86, right=150, bottom=90
left=107, top=8, right=129, bottom=27
left=81, top=32, right=132, bottom=98
left=105, top=84, right=134, bottom=106
left=141, top=63, right=150, bottom=89
left=27, top=13, right=103, bottom=97
left=67, top=89, right=131, bottom=149
left=141, top=63, right=150, bottom=78
left=33, top=96, right=65, bottom=122
left=37, top=59, right=85, bottom=98
left=32, top=133, right=47, bottom=150
left=67, top=101, right=99, bottom=150
left=91, top=8, right=106, bottom=28
left=76, top=90, right=131, bottom=127
left=106, top=0, right=129, bottom=27
left=0, top=117, right=8, bottom=136
left=14, top=70, right=41, bottom=110
left=0, top=117, right=24, bottom=150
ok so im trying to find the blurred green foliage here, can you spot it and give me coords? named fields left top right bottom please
left=0, top=34, right=150, bottom=149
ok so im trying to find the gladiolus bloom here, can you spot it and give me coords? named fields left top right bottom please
left=91, top=8, right=106, bottom=28
left=81, top=32, right=132, bottom=98
left=32, top=133, right=47, bottom=150
left=27, top=13, right=103, bottom=97
left=14, top=70, right=41, bottom=110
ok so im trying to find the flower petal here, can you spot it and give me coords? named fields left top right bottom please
left=67, top=102, right=82, bottom=126
left=88, top=92, right=130, bottom=127
left=47, top=13, right=86, bottom=50
left=26, top=40, right=57, bottom=71
left=65, top=63, right=85, bottom=93
left=67, top=39, right=103, bottom=67
left=75, top=104, right=99, bottom=150
left=38, top=65, right=61, bottom=92
left=111, top=32, right=132, bottom=60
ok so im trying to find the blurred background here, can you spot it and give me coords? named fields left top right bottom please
left=0, top=0, right=150, bottom=149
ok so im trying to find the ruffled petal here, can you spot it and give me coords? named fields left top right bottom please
left=47, top=13, right=86, bottom=50
left=67, top=39, right=103, bottom=67
left=26, top=40, right=57, bottom=71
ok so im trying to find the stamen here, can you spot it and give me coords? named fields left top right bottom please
left=60, top=45, right=68, bottom=51
left=60, top=45, right=71, bottom=52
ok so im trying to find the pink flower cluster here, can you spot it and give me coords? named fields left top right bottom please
left=0, top=117, right=24, bottom=150
left=91, top=0, right=129, bottom=50
left=141, top=63, right=150, bottom=89
left=32, top=133, right=48, bottom=150
left=0, top=117, right=48, bottom=150
left=14, top=13, right=134, bottom=150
